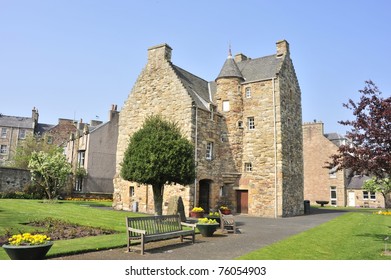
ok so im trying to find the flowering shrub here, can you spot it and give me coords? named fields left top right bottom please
left=191, top=207, right=204, bottom=212
left=208, top=212, right=220, bottom=217
left=197, top=218, right=218, bottom=224
left=374, top=210, right=391, bottom=216
left=8, top=233, right=51, bottom=246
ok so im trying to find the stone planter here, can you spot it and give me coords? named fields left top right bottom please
left=2, top=241, right=53, bottom=260
left=189, top=211, right=204, bottom=218
left=196, top=224, right=219, bottom=237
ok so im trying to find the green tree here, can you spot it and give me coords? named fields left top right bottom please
left=363, top=178, right=391, bottom=208
left=28, top=150, right=72, bottom=200
left=11, top=134, right=58, bottom=169
left=120, top=115, right=195, bottom=215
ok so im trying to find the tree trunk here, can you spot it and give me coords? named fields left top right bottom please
left=152, top=184, right=164, bottom=215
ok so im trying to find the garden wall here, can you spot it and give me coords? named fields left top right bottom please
left=0, top=167, right=30, bottom=193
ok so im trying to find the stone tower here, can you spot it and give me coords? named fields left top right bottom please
left=113, top=40, right=304, bottom=218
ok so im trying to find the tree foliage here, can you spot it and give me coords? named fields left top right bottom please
left=363, top=177, right=391, bottom=208
left=329, top=80, right=391, bottom=177
left=11, top=134, right=58, bottom=169
left=120, top=115, right=195, bottom=215
left=28, top=150, right=72, bottom=200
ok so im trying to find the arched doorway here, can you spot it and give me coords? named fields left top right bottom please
left=199, top=180, right=211, bottom=213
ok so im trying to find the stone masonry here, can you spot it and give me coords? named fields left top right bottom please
left=113, top=41, right=304, bottom=217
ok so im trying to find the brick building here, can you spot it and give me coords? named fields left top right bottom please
left=113, top=40, right=304, bottom=218
left=302, top=121, right=348, bottom=207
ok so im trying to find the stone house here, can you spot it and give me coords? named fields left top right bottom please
left=0, top=108, right=39, bottom=165
left=65, top=105, right=119, bottom=195
left=113, top=40, right=304, bottom=218
left=303, top=121, right=348, bottom=207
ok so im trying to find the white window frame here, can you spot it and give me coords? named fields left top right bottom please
left=78, top=151, right=85, bottom=167
left=245, top=87, right=251, bottom=98
left=129, top=186, right=135, bottom=197
left=330, top=186, right=337, bottom=206
left=363, top=191, right=376, bottom=200
left=247, top=117, right=255, bottom=130
left=18, top=129, right=26, bottom=139
left=222, top=100, right=230, bottom=112
left=0, top=145, right=8, bottom=154
left=206, top=142, right=213, bottom=160
left=1, top=128, right=7, bottom=138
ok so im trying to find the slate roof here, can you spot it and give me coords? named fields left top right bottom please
left=0, top=114, right=34, bottom=129
left=347, top=175, right=371, bottom=190
left=171, top=52, right=283, bottom=111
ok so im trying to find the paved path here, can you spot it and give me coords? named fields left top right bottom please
left=51, top=208, right=346, bottom=260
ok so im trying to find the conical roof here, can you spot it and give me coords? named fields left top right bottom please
left=216, top=54, right=243, bottom=81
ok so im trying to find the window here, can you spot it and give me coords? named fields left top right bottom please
left=245, top=87, right=251, bottom=98
left=206, top=142, right=213, bottom=160
left=47, top=136, right=53, bottom=144
left=77, top=151, right=85, bottom=167
left=221, top=132, right=228, bottom=142
left=363, top=191, right=376, bottom=200
left=210, top=105, right=214, bottom=120
left=0, top=145, right=8, bottom=154
left=238, top=121, right=243, bottom=129
left=18, top=129, right=26, bottom=139
left=245, top=162, right=253, bottom=172
left=75, top=178, right=83, bottom=192
left=222, top=100, right=230, bottom=112
left=129, top=186, right=135, bottom=197
left=247, top=117, right=255, bottom=130
left=1, top=128, right=7, bottom=138
left=330, top=186, right=337, bottom=206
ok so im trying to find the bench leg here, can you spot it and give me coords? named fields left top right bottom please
left=140, top=235, right=145, bottom=255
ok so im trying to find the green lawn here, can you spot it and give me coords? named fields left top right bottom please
left=238, top=209, right=391, bottom=260
left=1, top=200, right=391, bottom=260
left=0, top=199, right=146, bottom=259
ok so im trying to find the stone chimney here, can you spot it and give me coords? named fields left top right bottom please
left=109, top=104, right=119, bottom=121
left=234, top=53, right=248, bottom=63
left=276, top=40, right=290, bottom=57
left=147, top=43, right=172, bottom=65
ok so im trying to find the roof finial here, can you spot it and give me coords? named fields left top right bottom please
left=228, top=42, right=232, bottom=58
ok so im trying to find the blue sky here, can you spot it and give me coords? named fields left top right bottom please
left=1, top=0, right=390, bottom=135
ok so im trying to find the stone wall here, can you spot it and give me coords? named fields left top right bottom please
left=302, top=122, right=346, bottom=206
left=0, top=167, right=30, bottom=193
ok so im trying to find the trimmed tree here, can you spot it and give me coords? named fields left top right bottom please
left=28, top=150, right=72, bottom=200
left=328, top=80, right=391, bottom=207
left=120, top=115, right=195, bottom=215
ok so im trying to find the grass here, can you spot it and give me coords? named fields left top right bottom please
left=238, top=209, right=391, bottom=260
left=1, top=200, right=391, bottom=260
left=0, top=199, right=146, bottom=259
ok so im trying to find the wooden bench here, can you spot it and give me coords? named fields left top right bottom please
left=218, top=210, right=237, bottom=234
left=126, top=214, right=196, bottom=255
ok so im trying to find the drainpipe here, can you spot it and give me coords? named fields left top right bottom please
left=194, top=104, right=198, bottom=207
left=272, top=77, right=278, bottom=218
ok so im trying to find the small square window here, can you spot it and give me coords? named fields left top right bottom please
left=0, top=145, right=8, bottom=154
left=244, top=162, right=252, bottom=172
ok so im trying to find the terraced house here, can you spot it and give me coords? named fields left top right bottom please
left=113, top=40, right=304, bottom=218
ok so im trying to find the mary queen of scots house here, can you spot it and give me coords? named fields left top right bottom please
left=113, top=40, right=304, bottom=218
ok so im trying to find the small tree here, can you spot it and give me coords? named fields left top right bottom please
left=363, top=178, right=391, bottom=208
left=11, top=134, right=58, bottom=169
left=28, top=150, right=72, bottom=200
left=121, top=115, right=195, bottom=215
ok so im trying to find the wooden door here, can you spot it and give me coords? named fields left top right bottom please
left=199, top=181, right=210, bottom=212
left=236, top=190, right=248, bottom=214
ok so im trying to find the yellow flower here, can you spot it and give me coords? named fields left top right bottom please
left=7, top=233, right=51, bottom=246
left=191, top=207, right=204, bottom=212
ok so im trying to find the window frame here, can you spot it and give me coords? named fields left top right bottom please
left=245, top=87, right=251, bottom=98
left=244, top=162, right=253, bottom=172
left=1, top=128, right=7, bottom=138
left=247, top=117, right=255, bottom=130
left=222, top=100, right=230, bottom=112
left=206, top=141, right=213, bottom=160
left=0, top=144, right=8, bottom=154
